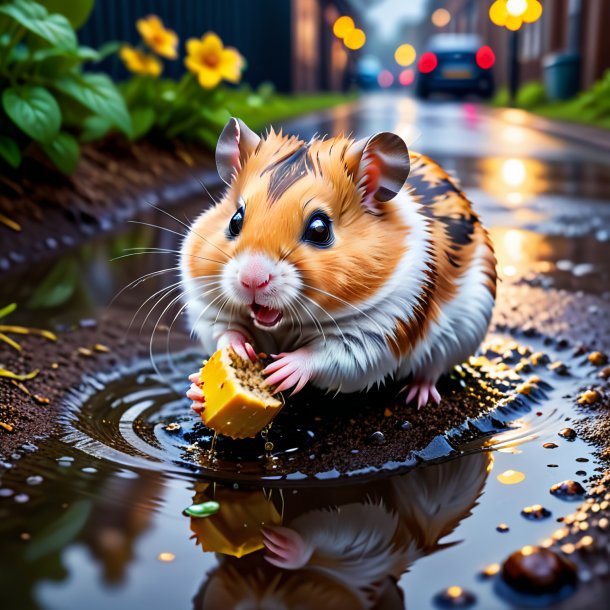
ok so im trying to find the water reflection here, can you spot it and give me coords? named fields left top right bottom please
left=190, top=453, right=490, bottom=609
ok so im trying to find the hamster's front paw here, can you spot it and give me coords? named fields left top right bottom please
left=261, top=526, right=312, bottom=570
left=187, top=372, right=205, bottom=413
left=216, top=329, right=257, bottom=362
left=263, top=347, right=314, bottom=395
left=404, top=379, right=441, bottom=410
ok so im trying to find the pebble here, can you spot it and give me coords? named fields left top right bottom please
left=497, top=523, right=510, bottom=532
left=501, top=546, right=577, bottom=596
left=521, top=504, right=551, bottom=520
left=558, top=428, right=577, bottom=441
left=370, top=431, right=385, bottom=444
left=543, top=442, right=558, bottom=449
left=550, top=480, right=586, bottom=501
left=577, top=389, right=601, bottom=405
left=433, top=586, right=476, bottom=608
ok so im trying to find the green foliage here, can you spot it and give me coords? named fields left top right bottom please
left=0, top=0, right=131, bottom=174
left=515, top=81, right=546, bottom=109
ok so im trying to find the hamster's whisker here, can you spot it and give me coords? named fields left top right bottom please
left=188, top=290, right=230, bottom=340
left=302, top=283, right=387, bottom=338
left=144, top=200, right=231, bottom=261
left=116, top=248, right=226, bottom=266
left=128, top=220, right=188, bottom=240
left=286, top=301, right=303, bottom=336
left=107, top=266, right=182, bottom=311
left=294, top=295, right=327, bottom=343
left=299, top=293, right=347, bottom=344
left=189, top=170, right=221, bottom=206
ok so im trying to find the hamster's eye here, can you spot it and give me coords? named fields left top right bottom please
left=228, top=206, right=244, bottom=238
left=302, top=213, right=333, bottom=248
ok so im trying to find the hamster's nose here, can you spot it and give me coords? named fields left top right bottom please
left=239, top=266, right=271, bottom=290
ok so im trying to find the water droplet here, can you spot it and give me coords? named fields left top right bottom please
left=183, top=501, right=220, bottom=518
left=56, top=456, right=74, bottom=466
left=157, top=552, right=175, bottom=562
left=401, top=420, right=412, bottom=430
left=521, top=504, right=551, bottom=520
left=433, top=585, right=476, bottom=608
left=497, top=523, right=510, bottom=532
left=81, top=467, right=97, bottom=474
left=25, top=475, right=43, bottom=486
left=501, top=546, right=577, bottom=596
left=575, top=457, right=589, bottom=463
left=547, top=464, right=559, bottom=468
left=558, top=428, right=576, bottom=441
left=543, top=442, right=558, bottom=449
left=575, top=470, right=587, bottom=477
left=497, top=470, right=525, bottom=485
left=550, top=480, right=586, bottom=501
left=0, top=488, right=15, bottom=498
left=479, top=563, right=500, bottom=579
left=370, top=431, right=385, bottom=444
left=14, top=493, right=29, bottom=504
left=165, top=422, right=181, bottom=432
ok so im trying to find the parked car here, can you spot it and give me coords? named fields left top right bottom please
left=416, top=34, right=496, bottom=99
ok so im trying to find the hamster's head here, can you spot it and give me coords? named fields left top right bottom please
left=181, top=117, right=411, bottom=331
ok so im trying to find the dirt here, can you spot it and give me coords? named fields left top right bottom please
left=0, top=138, right=219, bottom=273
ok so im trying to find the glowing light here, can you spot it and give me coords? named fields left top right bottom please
left=521, top=545, right=535, bottom=556
left=505, top=14, right=523, bottom=30
left=497, top=469, right=525, bottom=484
left=399, top=69, right=414, bottom=86
left=506, top=192, right=523, bottom=206
left=503, top=230, right=526, bottom=262
left=506, top=0, right=527, bottom=17
left=489, top=0, right=509, bottom=26
left=157, top=552, right=175, bottom=562
left=523, top=0, right=543, bottom=23
left=431, top=8, right=451, bottom=28
left=476, top=45, right=495, bottom=69
left=333, top=16, right=354, bottom=39
left=447, top=586, right=463, bottom=598
left=418, top=51, right=437, bottom=73
left=394, top=43, right=416, bottom=67
left=344, top=28, right=365, bottom=50
left=378, top=69, right=394, bottom=88
left=502, top=158, right=526, bottom=187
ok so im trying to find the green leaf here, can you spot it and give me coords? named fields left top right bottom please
left=96, top=40, right=120, bottom=61
left=27, top=257, right=79, bottom=308
left=54, top=73, right=131, bottom=135
left=80, top=114, right=112, bottom=142
left=41, top=131, right=79, bottom=174
left=0, top=303, right=17, bottom=320
left=0, top=135, right=21, bottom=168
left=0, top=0, right=77, bottom=49
left=39, top=0, right=95, bottom=30
left=129, top=107, right=155, bottom=140
left=2, top=85, right=61, bottom=144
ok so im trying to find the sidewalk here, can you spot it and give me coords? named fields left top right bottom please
left=481, top=105, right=610, bottom=152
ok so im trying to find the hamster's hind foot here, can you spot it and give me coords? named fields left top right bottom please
left=187, top=372, right=205, bottom=413
left=403, top=379, right=441, bottom=410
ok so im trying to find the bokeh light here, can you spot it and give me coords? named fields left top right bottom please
left=506, top=0, right=527, bottom=17
left=502, top=158, right=526, bottom=187
left=332, top=15, right=354, bottom=39
left=475, top=45, right=496, bottom=69
left=344, top=28, right=366, bottom=50
left=378, top=69, right=394, bottom=88
left=489, top=0, right=509, bottom=26
left=523, top=0, right=543, bottom=22
left=394, top=43, right=416, bottom=67
left=399, top=69, right=414, bottom=86
left=418, top=51, right=438, bottom=74
left=505, top=14, right=523, bottom=30
left=431, top=8, right=451, bottom=28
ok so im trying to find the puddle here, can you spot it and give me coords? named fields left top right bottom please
left=0, top=330, right=606, bottom=609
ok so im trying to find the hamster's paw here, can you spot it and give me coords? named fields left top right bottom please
left=187, top=372, right=205, bottom=414
left=404, top=379, right=441, bottom=410
left=263, top=348, right=313, bottom=395
left=261, top=526, right=312, bottom=570
left=216, top=329, right=257, bottom=362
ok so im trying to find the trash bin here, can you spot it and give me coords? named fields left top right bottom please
left=543, top=52, right=580, bottom=100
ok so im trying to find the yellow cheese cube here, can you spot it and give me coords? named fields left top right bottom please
left=199, top=347, right=283, bottom=439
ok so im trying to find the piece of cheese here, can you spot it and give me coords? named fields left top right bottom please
left=199, top=347, right=283, bottom=439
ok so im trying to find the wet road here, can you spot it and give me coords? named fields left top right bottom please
left=1, top=94, right=610, bottom=610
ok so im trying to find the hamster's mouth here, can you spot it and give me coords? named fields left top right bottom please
left=250, top=303, right=283, bottom=328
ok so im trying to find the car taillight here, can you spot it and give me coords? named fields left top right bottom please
left=476, top=46, right=495, bottom=69
left=418, top=52, right=438, bottom=74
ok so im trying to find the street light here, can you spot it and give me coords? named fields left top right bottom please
left=333, top=16, right=354, bottom=39
left=394, top=43, right=416, bottom=67
left=344, top=28, right=366, bottom=50
left=431, top=8, right=451, bottom=28
left=488, top=0, right=543, bottom=105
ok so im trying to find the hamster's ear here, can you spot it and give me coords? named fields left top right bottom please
left=216, top=117, right=261, bottom=185
left=346, top=132, right=410, bottom=210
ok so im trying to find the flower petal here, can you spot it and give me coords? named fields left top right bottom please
left=219, top=48, right=243, bottom=83
left=197, top=67, right=222, bottom=89
left=199, top=32, right=224, bottom=56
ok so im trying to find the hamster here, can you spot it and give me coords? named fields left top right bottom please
left=182, top=117, right=496, bottom=409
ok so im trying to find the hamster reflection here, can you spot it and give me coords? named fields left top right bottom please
left=190, top=452, right=491, bottom=609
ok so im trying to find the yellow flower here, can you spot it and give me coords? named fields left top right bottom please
left=185, top=32, right=244, bottom=89
left=119, top=46, right=162, bottom=77
left=137, top=15, right=178, bottom=59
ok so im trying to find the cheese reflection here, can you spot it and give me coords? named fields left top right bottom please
left=189, top=452, right=491, bottom=609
